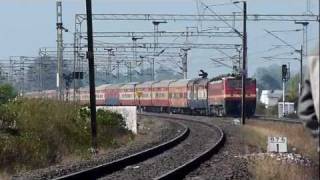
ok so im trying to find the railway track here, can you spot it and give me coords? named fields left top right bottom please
left=54, top=114, right=225, bottom=180
left=252, top=115, right=302, bottom=124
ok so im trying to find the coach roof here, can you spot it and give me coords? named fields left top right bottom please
left=152, top=80, right=177, bottom=88
left=136, top=81, right=158, bottom=89
left=169, top=79, right=191, bottom=87
left=96, top=84, right=111, bottom=90
left=120, top=82, right=139, bottom=89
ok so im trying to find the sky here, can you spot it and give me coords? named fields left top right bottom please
left=0, top=0, right=319, bottom=78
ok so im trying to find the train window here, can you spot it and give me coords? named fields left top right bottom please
left=228, top=79, right=254, bottom=88
left=228, top=80, right=241, bottom=88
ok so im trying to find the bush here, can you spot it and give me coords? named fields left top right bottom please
left=0, top=99, right=130, bottom=174
left=80, top=108, right=129, bottom=147
left=0, top=104, right=18, bottom=135
left=0, top=84, right=17, bottom=105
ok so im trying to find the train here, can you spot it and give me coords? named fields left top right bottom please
left=25, top=75, right=257, bottom=117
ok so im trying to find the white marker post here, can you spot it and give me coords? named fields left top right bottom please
left=267, top=136, right=288, bottom=153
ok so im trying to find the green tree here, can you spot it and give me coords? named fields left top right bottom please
left=286, top=73, right=299, bottom=103
left=0, top=84, right=17, bottom=104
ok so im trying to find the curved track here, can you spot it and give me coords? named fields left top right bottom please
left=53, top=119, right=189, bottom=180
left=54, top=114, right=225, bottom=180
left=100, top=114, right=224, bottom=180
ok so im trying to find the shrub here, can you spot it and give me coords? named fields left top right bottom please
left=0, top=99, right=130, bottom=174
left=0, top=84, right=17, bottom=105
left=80, top=108, right=130, bottom=147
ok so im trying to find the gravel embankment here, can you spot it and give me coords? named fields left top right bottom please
left=185, top=123, right=250, bottom=180
left=100, top=116, right=221, bottom=180
left=144, top=113, right=251, bottom=180
left=13, top=116, right=184, bottom=180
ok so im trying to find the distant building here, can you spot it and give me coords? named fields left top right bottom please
left=278, top=102, right=295, bottom=118
left=260, top=90, right=283, bottom=108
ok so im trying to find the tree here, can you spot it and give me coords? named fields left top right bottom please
left=0, top=84, right=17, bottom=104
left=286, top=73, right=299, bottom=103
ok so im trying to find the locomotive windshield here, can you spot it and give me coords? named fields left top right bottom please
left=227, top=79, right=242, bottom=88
left=227, top=79, right=254, bottom=89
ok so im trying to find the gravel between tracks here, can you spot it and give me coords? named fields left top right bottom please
left=185, top=121, right=250, bottom=180
left=144, top=113, right=250, bottom=180
left=100, top=116, right=221, bottom=180
left=13, top=116, right=184, bottom=180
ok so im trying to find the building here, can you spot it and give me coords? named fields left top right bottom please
left=260, top=90, right=283, bottom=108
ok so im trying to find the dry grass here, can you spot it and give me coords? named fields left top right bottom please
left=243, top=120, right=318, bottom=160
left=248, top=157, right=319, bottom=180
left=241, top=120, right=319, bottom=180
left=0, top=172, right=10, bottom=180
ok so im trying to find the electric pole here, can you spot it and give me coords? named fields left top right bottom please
left=56, top=0, right=64, bottom=100
left=127, top=61, right=132, bottom=82
left=181, top=48, right=191, bottom=79
left=140, top=55, right=145, bottom=80
left=235, top=1, right=247, bottom=125
left=116, top=60, right=120, bottom=81
left=105, top=48, right=114, bottom=83
left=295, top=46, right=303, bottom=95
left=86, top=0, right=97, bottom=151
left=152, top=21, right=167, bottom=80
left=233, top=1, right=247, bottom=125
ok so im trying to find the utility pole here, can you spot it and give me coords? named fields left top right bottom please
left=299, top=47, right=303, bottom=95
left=86, top=0, right=97, bottom=151
left=105, top=48, right=114, bottom=83
left=236, top=1, right=247, bottom=125
left=294, top=21, right=308, bottom=94
left=140, top=55, right=145, bottom=79
left=152, top=21, right=167, bottom=80
left=20, top=57, right=25, bottom=96
left=73, top=33, right=77, bottom=102
left=181, top=48, right=191, bottom=79
left=295, top=46, right=303, bottom=95
left=131, top=36, right=143, bottom=82
left=116, top=60, right=120, bottom=81
left=38, top=54, right=42, bottom=93
left=56, top=0, right=64, bottom=100
left=127, top=61, right=132, bottom=82
left=233, top=1, right=247, bottom=125
left=242, top=1, right=247, bottom=125
left=295, top=22, right=309, bottom=59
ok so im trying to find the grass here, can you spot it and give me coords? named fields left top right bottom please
left=241, top=120, right=319, bottom=180
left=0, top=99, right=133, bottom=176
left=255, top=103, right=278, bottom=117
left=248, top=157, right=319, bottom=180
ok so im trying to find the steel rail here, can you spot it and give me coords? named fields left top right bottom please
left=142, top=113, right=225, bottom=180
left=53, top=120, right=189, bottom=180
left=252, top=115, right=302, bottom=124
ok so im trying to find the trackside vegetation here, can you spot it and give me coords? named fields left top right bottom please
left=0, top=84, right=17, bottom=105
left=0, top=98, right=133, bottom=175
